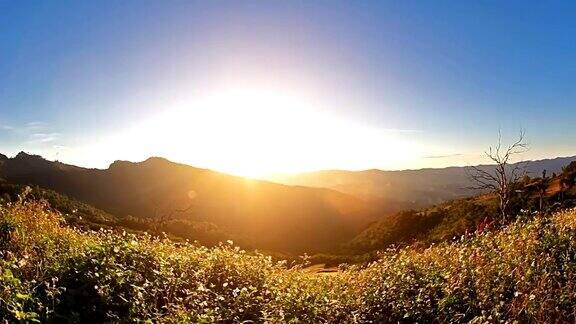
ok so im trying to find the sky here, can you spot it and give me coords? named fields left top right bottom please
left=1, top=1, right=575, bottom=177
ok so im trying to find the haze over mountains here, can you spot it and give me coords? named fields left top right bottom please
left=0, top=152, right=574, bottom=253
left=269, top=156, right=576, bottom=213
left=0, top=152, right=377, bottom=253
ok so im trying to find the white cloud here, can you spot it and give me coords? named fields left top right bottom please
left=382, top=128, right=423, bottom=134
left=28, top=133, right=61, bottom=143
left=25, top=121, right=48, bottom=130
left=423, top=153, right=464, bottom=159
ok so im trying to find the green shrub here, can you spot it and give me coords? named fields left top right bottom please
left=2, top=200, right=576, bottom=322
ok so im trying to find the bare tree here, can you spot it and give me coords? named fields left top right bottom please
left=467, top=130, right=529, bottom=221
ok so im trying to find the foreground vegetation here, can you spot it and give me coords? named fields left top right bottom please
left=2, top=196, right=576, bottom=322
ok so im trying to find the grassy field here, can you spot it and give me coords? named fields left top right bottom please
left=2, top=198, right=576, bottom=322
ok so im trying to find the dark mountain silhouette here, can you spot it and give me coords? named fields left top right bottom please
left=269, top=156, right=576, bottom=213
left=0, top=152, right=378, bottom=253
left=3, top=152, right=574, bottom=253
left=0, top=153, right=7, bottom=172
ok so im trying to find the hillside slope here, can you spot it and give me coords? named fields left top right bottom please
left=3, top=199, right=576, bottom=322
left=269, top=156, right=576, bottom=212
left=346, top=162, right=576, bottom=253
left=0, top=181, right=116, bottom=227
left=0, top=152, right=378, bottom=253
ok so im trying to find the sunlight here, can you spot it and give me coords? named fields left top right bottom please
left=87, top=87, right=426, bottom=177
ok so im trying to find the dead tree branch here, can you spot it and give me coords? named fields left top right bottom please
left=466, top=130, right=529, bottom=221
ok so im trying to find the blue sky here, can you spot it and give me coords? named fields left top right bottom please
left=1, top=1, right=575, bottom=175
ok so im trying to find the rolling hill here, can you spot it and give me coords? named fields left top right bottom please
left=3, top=152, right=574, bottom=254
left=0, top=152, right=379, bottom=253
left=0, top=181, right=117, bottom=227
left=4, top=191, right=576, bottom=322
left=268, top=156, right=576, bottom=213
left=344, top=160, right=576, bottom=254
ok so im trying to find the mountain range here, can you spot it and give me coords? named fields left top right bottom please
left=1, top=152, right=574, bottom=253
left=269, top=156, right=576, bottom=213
left=0, top=152, right=377, bottom=253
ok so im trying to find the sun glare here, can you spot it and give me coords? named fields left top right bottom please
left=86, top=87, right=426, bottom=177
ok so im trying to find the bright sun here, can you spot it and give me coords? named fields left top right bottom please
left=89, top=87, right=425, bottom=177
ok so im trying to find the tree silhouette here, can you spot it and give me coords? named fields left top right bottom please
left=467, top=130, right=528, bottom=221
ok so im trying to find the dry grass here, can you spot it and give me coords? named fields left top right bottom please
left=2, top=199, right=576, bottom=322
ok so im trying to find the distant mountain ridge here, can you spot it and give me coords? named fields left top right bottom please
left=268, top=156, right=576, bottom=213
left=2, top=152, right=574, bottom=253
left=0, top=152, right=379, bottom=253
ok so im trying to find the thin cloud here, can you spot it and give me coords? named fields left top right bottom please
left=29, top=132, right=61, bottom=143
left=1, top=121, right=48, bottom=133
left=382, top=128, right=423, bottom=134
left=0, top=125, right=15, bottom=131
left=424, top=153, right=464, bottom=159
left=25, top=121, right=48, bottom=131
left=2, top=121, right=66, bottom=149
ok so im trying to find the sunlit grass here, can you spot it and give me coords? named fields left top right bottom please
left=2, top=199, right=576, bottom=322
